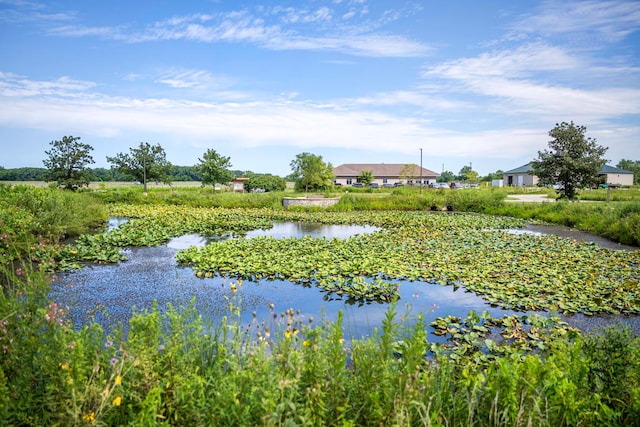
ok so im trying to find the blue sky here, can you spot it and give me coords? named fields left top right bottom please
left=1, top=0, right=639, bottom=177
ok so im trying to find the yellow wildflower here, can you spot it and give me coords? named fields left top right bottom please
left=302, top=340, right=310, bottom=347
left=115, top=375, right=122, bottom=386
left=82, top=411, right=96, bottom=423
left=60, top=361, right=69, bottom=370
left=112, top=396, right=122, bottom=407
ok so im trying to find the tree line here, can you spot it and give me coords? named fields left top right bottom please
left=3, top=123, right=639, bottom=198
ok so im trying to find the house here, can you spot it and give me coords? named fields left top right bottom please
left=503, top=164, right=539, bottom=187
left=599, top=165, right=634, bottom=186
left=232, top=177, right=250, bottom=192
left=503, top=163, right=634, bottom=187
left=333, top=163, right=439, bottom=187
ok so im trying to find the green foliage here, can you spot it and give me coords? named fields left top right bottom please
left=0, top=167, right=48, bottom=181
left=439, top=170, right=455, bottom=182
left=357, top=170, right=374, bottom=186
left=617, top=159, right=640, bottom=184
left=0, top=184, right=107, bottom=273
left=532, top=122, right=608, bottom=200
left=106, top=142, right=173, bottom=193
left=458, top=165, right=479, bottom=183
left=583, top=325, right=640, bottom=420
left=290, top=152, right=335, bottom=192
left=196, top=148, right=233, bottom=191
left=42, top=136, right=95, bottom=190
left=245, top=174, right=287, bottom=192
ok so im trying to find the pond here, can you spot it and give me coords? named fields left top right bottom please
left=49, top=219, right=639, bottom=340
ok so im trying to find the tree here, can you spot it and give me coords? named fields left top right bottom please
left=458, top=165, right=479, bottom=183
left=484, top=170, right=504, bottom=182
left=196, top=149, right=233, bottom=192
left=289, top=152, right=334, bottom=192
left=358, top=170, right=374, bottom=186
left=245, top=174, right=287, bottom=192
left=617, top=159, right=640, bottom=185
left=399, top=164, right=420, bottom=184
left=107, top=142, right=172, bottom=193
left=531, top=122, right=607, bottom=200
left=43, top=136, right=95, bottom=190
left=438, top=170, right=455, bottom=183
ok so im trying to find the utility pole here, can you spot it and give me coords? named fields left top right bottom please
left=143, top=147, right=147, bottom=194
left=420, top=148, right=423, bottom=195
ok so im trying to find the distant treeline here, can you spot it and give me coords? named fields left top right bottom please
left=0, top=166, right=254, bottom=182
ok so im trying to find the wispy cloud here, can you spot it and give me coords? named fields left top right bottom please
left=422, top=42, right=640, bottom=122
left=0, top=72, right=96, bottom=97
left=44, top=6, right=430, bottom=57
left=0, top=0, right=75, bottom=24
left=511, top=0, right=640, bottom=42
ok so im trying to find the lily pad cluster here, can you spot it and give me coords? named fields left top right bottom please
left=60, top=205, right=640, bottom=315
left=428, top=310, right=582, bottom=364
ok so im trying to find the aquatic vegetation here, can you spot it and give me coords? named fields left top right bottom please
left=50, top=203, right=635, bottom=314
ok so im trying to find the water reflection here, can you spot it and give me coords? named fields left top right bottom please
left=50, top=219, right=639, bottom=339
left=49, top=243, right=522, bottom=341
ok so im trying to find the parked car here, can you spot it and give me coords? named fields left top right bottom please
left=430, top=182, right=449, bottom=189
left=383, top=183, right=394, bottom=188
left=393, top=182, right=404, bottom=187
left=368, top=183, right=379, bottom=188
left=352, top=182, right=364, bottom=187
left=450, top=182, right=464, bottom=189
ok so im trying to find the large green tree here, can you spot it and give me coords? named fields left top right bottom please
left=106, top=142, right=172, bottom=193
left=531, top=122, right=607, bottom=200
left=458, top=165, right=479, bottom=183
left=617, top=159, right=640, bottom=185
left=43, top=136, right=95, bottom=190
left=196, top=149, right=233, bottom=192
left=245, top=174, right=287, bottom=192
left=289, top=152, right=334, bottom=192
left=438, top=170, right=455, bottom=183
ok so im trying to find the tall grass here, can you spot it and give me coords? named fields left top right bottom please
left=0, top=184, right=108, bottom=280
left=1, top=268, right=638, bottom=425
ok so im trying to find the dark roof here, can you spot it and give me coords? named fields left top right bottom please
left=503, top=163, right=534, bottom=174
left=599, top=164, right=633, bottom=174
left=333, top=163, right=439, bottom=177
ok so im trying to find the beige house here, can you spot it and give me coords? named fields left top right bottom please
left=503, top=163, right=634, bottom=187
left=333, top=163, right=439, bottom=187
left=599, top=165, right=634, bottom=186
left=503, top=164, right=539, bottom=187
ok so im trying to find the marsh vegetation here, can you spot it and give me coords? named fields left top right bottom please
left=1, top=183, right=639, bottom=425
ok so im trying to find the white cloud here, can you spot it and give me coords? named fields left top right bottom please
left=513, top=0, right=640, bottom=42
left=0, top=73, right=567, bottom=163
left=422, top=43, right=640, bottom=122
left=45, top=6, right=429, bottom=57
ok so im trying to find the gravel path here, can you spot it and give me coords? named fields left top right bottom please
left=505, top=194, right=555, bottom=202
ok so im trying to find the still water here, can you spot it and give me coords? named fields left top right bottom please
left=49, top=219, right=638, bottom=339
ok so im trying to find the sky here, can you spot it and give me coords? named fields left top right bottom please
left=1, top=0, right=639, bottom=177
